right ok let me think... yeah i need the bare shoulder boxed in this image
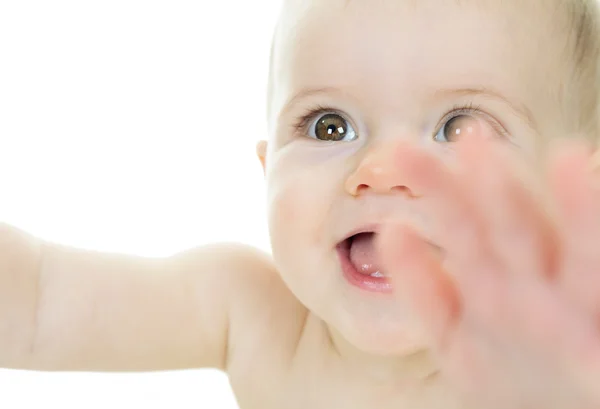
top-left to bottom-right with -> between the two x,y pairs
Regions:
169,241 -> 294,311
198,243 -> 309,370
174,241 -> 310,376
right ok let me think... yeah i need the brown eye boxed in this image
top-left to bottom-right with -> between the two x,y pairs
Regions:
434,114 -> 482,143
310,113 -> 357,142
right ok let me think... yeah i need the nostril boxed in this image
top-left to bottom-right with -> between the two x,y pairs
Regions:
355,184 -> 370,195
353,184 -> 418,197
391,186 -> 409,194
391,185 -> 419,198
353,184 -> 414,196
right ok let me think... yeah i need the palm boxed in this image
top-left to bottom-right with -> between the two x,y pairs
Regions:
377,136 -> 600,409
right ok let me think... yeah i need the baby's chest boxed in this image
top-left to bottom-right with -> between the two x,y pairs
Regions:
229,361 -> 462,409
231,372 -> 389,409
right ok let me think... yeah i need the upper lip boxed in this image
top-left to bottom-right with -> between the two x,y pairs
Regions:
338,222 -> 444,255
338,223 -> 381,244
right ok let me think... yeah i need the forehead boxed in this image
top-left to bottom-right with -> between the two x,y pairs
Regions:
269,0 -> 568,128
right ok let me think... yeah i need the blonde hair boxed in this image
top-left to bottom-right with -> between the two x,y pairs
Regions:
562,0 -> 600,140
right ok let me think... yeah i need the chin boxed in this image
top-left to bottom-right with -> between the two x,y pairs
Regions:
332,306 -> 429,356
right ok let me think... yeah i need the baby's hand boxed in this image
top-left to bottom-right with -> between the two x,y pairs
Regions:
377,132 -> 600,409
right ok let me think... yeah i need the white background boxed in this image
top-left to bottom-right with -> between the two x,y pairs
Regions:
0,1 -> 280,407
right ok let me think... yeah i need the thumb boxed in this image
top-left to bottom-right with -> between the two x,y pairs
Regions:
377,223 -> 460,348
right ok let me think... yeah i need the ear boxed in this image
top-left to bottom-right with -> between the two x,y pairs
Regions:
256,140 -> 268,176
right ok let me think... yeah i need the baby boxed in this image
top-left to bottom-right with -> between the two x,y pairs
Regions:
2,0 -> 600,408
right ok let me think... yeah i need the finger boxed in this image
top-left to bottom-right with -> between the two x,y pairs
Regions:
393,142 -> 490,275
394,131 -> 510,333
377,223 -> 460,349
549,139 -> 600,313
455,132 -> 560,281
544,140 -> 600,400
548,138 -> 595,224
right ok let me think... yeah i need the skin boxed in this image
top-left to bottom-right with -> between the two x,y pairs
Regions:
376,136 -> 600,409
1,0 -> 600,408
261,0 -> 570,374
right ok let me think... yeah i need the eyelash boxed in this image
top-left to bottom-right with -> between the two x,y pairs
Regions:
292,103 -> 509,138
292,104 -> 338,133
438,103 -> 508,138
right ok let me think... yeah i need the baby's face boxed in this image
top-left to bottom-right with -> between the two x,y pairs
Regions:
261,0 -> 572,355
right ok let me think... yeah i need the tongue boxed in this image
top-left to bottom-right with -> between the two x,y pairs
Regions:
349,233 -> 383,276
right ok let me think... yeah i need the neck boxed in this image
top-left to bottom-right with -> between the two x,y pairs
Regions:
324,322 -> 440,387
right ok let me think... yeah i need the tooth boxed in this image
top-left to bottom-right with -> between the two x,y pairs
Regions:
370,271 -> 385,278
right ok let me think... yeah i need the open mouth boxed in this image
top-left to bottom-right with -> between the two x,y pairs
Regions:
336,231 -> 393,293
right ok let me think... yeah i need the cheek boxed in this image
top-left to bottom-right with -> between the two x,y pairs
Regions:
267,169 -> 326,247
265,160 -> 342,260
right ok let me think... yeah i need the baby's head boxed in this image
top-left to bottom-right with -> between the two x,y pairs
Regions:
257,0 -> 600,356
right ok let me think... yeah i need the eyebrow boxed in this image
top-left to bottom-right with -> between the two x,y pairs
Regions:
279,86 -> 341,116
433,87 -> 537,130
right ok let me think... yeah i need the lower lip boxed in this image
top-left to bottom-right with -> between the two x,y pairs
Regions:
336,241 -> 393,294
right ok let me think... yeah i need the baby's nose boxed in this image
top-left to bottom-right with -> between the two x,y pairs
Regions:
345,141 -> 418,197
